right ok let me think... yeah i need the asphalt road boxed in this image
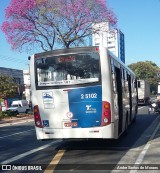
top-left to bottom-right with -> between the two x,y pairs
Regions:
0,106 -> 160,173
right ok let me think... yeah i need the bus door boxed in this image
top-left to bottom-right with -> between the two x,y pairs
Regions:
115,66 -> 123,135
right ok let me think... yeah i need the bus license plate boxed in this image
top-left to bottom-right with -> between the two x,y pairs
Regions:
64,122 -> 78,127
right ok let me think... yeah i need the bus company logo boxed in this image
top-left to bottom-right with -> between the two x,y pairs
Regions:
43,93 -> 53,99
86,105 -> 97,113
66,112 -> 73,119
86,105 -> 91,110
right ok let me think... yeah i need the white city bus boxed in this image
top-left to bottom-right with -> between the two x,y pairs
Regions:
29,46 -> 138,140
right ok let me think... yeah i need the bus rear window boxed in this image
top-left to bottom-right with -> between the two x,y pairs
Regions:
35,52 -> 100,87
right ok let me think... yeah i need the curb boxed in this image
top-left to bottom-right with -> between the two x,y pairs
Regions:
0,115 -> 34,127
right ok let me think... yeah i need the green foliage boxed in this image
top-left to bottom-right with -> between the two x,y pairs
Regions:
0,110 -> 17,120
0,111 -> 8,119
0,74 -> 18,99
128,61 -> 160,93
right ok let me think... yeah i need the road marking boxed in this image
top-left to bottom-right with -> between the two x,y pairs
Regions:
0,140 -> 62,164
138,106 -> 145,110
111,115 -> 160,173
0,129 -> 35,139
129,120 -> 160,173
44,149 -> 65,173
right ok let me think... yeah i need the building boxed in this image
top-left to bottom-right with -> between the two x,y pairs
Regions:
92,22 -> 125,63
92,22 -> 110,48
107,29 -> 125,63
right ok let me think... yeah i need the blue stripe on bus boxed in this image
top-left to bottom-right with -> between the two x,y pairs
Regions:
68,85 -> 102,128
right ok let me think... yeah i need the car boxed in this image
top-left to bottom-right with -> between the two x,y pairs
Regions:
6,100 -> 29,114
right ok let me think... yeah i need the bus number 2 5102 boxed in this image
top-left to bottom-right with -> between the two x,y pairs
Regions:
81,93 -> 97,99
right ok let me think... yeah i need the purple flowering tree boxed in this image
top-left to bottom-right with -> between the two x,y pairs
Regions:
1,0 -> 117,51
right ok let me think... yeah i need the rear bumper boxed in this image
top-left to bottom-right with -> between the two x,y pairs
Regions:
35,123 -> 116,140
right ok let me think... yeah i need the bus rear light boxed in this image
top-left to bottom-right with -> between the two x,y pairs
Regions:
95,47 -> 99,51
104,118 -> 109,123
36,121 -> 41,126
34,105 -> 43,128
101,101 -> 111,126
104,103 -> 109,109
104,111 -> 109,116
35,115 -> 39,119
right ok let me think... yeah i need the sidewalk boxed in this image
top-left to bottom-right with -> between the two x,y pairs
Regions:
0,113 -> 34,127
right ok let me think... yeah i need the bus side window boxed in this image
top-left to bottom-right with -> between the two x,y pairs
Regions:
134,79 -> 138,89
111,63 -> 116,93
123,69 -> 125,80
138,81 -> 141,88
124,70 -> 128,89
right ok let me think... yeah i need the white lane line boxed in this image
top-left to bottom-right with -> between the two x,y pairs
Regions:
111,115 -> 160,173
0,140 -> 62,164
129,120 -> 160,173
138,106 -> 145,110
0,129 -> 35,139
